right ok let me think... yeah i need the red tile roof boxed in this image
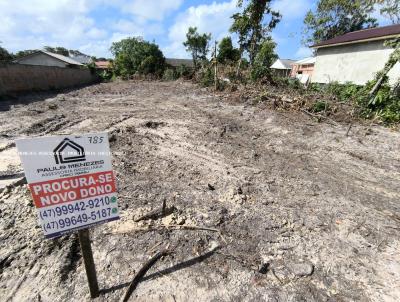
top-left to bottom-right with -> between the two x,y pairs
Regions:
312,24 -> 400,48
95,61 -> 111,69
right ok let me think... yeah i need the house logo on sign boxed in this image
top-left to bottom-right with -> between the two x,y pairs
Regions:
54,138 -> 86,164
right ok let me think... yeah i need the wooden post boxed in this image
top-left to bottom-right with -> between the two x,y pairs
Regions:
214,40 -> 218,92
78,229 -> 100,298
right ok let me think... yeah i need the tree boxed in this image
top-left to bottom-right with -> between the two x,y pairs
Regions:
250,38 -> 278,80
14,49 -> 37,58
44,46 -> 69,56
371,0 -> 400,24
217,37 -> 241,63
0,45 -> 13,62
230,0 -> 281,65
303,0 -> 377,46
68,49 -> 85,57
183,27 -> 211,68
110,37 -> 165,77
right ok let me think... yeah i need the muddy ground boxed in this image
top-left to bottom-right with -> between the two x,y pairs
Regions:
0,80 -> 399,302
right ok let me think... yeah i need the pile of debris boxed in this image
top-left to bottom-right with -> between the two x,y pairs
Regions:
218,82 -> 362,125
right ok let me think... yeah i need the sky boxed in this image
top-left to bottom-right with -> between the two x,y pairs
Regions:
0,0 -> 392,60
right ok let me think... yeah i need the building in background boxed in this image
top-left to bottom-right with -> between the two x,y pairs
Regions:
14,50 -> 83,68
290,57 -> 316,84
311,24 -> 400,85
95,60 -> 112,69
72,54 -> 93,65
270,59 -> 295,77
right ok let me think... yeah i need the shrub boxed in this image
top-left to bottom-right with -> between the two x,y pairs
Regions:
163,69 -> 178,81
250,39 -> 277,81
357,79 -> 400,124
308,82 -> 363,102
198,66 -> 215,87
308,79 -> 399,124
98,69 -> 113,81
176,64 -> 192,78
312,101 -> 329,113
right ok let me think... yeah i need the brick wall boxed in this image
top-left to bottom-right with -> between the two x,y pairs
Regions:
0,64 -> 98,95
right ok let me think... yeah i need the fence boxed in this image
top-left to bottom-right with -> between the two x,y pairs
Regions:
0,63 -> 98,95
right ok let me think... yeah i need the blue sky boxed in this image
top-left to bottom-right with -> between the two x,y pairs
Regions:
0,0 -> 391,60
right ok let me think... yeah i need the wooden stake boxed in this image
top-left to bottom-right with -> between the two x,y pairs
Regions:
78,229 -> 100,298
214,40 -> 218,92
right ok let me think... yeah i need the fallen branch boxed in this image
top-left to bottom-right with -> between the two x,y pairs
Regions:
134,199 -> 172,222
109,224 -> 227,243
346,123 -> 353,136
166,225 -> 227,244
271,268 -> 283,285
121,249 -> 171,302
165,224 -> 220,232
300,109 -> 338,126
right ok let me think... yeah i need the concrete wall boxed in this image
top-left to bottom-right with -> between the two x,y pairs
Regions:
0,64 -> 98,95
312,40 -> 400,85
17,53 -> 68,68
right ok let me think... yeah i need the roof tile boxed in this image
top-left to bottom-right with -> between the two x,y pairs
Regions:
312,24 -> 400,48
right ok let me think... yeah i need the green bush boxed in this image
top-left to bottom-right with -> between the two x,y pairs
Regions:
338,83 -> 362,101
308,79 -> 399,124
163,69 -> 178,81
272,77 -> 303,90
176,64 -> 192,78
251,64 -> 270,81
312,101 -> 329,113
98,69 -> 113,81
311,81 -> 363,102
198,66 -> 214,87
250,39 -> 277,82
357,79 -> 400,124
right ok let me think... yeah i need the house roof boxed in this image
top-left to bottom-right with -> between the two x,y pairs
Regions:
95,61 -> 111,69
166,58 -> 194,68
312,24 -> 400,48
72,54 -> 92,64
294,57 -> 316,65
42,51 -> 83,65
15,50 -> 83,66
270,59 -> 295,70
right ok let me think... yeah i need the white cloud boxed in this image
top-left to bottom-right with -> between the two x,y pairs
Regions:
79,40 -> 111,58
110,32 -> 132,43
165,0 -> 238,58
294,46 -> 312,59
0,0 -> 101,51
272,0 -> 312,20
112,19 -> 164,37
123,0 -> 183,21
0,0 -> 185,58
0,0 -> 319,60
86,28 -> 108,39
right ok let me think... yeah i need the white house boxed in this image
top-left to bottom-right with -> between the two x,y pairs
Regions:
270,59 -> 296,77
311,24 -> 400,85
14,50 -> 83,68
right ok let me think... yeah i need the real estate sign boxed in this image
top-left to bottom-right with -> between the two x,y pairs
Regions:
16,132 -> 119,238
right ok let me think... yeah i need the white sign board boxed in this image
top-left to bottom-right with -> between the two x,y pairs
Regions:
16,132 -> 119,238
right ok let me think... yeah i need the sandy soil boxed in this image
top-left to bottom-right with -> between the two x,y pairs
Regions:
0,80 -> 399,302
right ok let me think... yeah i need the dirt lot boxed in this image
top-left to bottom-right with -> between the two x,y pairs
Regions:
0,80 -> 399,302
